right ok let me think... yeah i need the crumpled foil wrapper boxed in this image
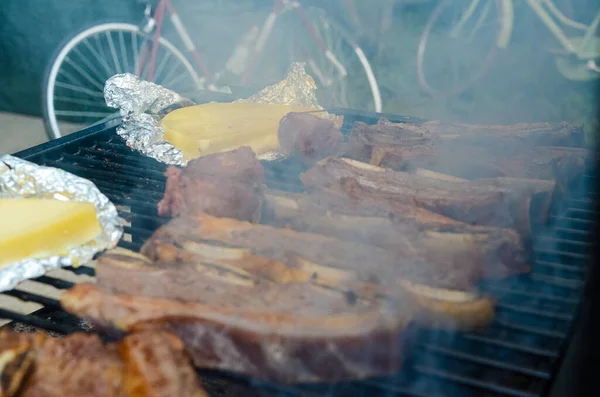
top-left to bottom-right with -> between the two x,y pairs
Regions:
0,155 -> 123,292
104,62 -> 343,165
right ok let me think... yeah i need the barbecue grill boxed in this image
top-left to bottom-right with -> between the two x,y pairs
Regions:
0,109 -> 596,397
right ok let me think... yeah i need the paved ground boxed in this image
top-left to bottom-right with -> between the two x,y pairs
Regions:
0,112 -> 83,154
0,113 -> 50,154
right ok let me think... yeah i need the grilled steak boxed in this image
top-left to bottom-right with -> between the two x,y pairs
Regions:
158,146 -> 265,221
262,190 -> 529,279
0,330 -> 207,397
61,248 -> 494,383
141,213 -> 489,290
278,112 -> 344,166
345,118 -> 589,186
302,157 -> 555,241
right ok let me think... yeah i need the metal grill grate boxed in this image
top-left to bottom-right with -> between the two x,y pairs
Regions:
0,112 -> 595,397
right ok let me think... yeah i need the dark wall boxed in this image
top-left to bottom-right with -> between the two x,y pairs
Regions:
0,0 -> 137,115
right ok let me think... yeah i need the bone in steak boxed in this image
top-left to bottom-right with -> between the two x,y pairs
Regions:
0,330 -> 207,397
345,118 -> 589,186
158,146 -> 265,221
301,157 -> 554,241
61,248 -> 494,383
262,190 -> 529,280
141,212 -> 489,290
62,267 -> 413,383
377,117 -> 584,148
278,112 -> 344,166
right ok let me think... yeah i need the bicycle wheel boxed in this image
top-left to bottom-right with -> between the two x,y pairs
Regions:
417,0 -> 502,98
246,6 -> 382,113
42,22 -> 202,140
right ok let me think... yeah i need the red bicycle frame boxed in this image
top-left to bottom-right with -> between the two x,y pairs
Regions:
135,0 -> 336,87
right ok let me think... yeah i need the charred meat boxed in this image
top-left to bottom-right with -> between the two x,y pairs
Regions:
158,146 -> 265,222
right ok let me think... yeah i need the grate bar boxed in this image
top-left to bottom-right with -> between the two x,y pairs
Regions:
33,276 -> 75,289
497,303 -> 573,320
64,265 -> 95,277
361,379 -> 434,397
65,152 -> 167,180
463,334 -> 558,358
532,274 -> 584,289
95,183 -> 164,203
534,249 -> 590,261
123,225 -> 154,239
117,210 -> 169,226
2,290 -> 62,308
0,308 -> 80,335
419,344 -> 550,379
494,319 -> 567,339
45,160 -> 166,193
482,285 -> 580,305
413,365 -> 539,397
550,216 -> 594,228
118,240 -> 143,252
534,260 -> 586,273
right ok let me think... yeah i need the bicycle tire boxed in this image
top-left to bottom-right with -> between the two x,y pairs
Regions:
42,21 -> 201,140
417,0 -> 502,99
251,6 -> 382,113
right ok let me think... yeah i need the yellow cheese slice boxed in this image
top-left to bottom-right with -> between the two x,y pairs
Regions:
0,199 -> 102,267
161,102 -> 320,160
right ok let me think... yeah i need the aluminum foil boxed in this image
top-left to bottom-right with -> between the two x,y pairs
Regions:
104,62 -> 342,166
0,155 -> 123,292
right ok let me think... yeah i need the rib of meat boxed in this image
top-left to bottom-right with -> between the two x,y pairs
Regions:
378,118 -> 585,147
345,118 -> 589,186
63,283 -> 413,383
407,144 -> 589,190
0,330 -> 207,397
278,112 -> 344,166
157,146 -> 265,221
301,157 -> 555,241
344,120 -> 437,169
61,248 -> 495,383
262,190 -> 529,279
141,213 -> 486,290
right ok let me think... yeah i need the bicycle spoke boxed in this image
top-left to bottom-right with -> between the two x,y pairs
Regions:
57,68 -> 88,89
54,110 -> 115,118
94,35 -> 114,75
153,49 -> 172,83
105,31 -> 122,74
132,32 -> 140,75
72,46 -> 106,84
64,56 -> 104,91
467,1 -> 492,42
161,66 -> 190,90
83,38 -> 114,78
55,81 -> 105,98
160,61 -> 182,88
54,96 -> 107,108
118,30 -> 131,73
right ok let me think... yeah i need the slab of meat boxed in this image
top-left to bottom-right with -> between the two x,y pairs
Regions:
301,157 -> 555,241
0,330 -> 207,397
278,112 -> 344,166
345,118 -> 589,186
262,190 -> 529,280
157,146 -> 265,222
141,213 -> 488,290
61,248 -> 494,383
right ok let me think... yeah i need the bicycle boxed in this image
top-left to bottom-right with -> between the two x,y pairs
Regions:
416,0 -> 600,98
42,0 -> 382,140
